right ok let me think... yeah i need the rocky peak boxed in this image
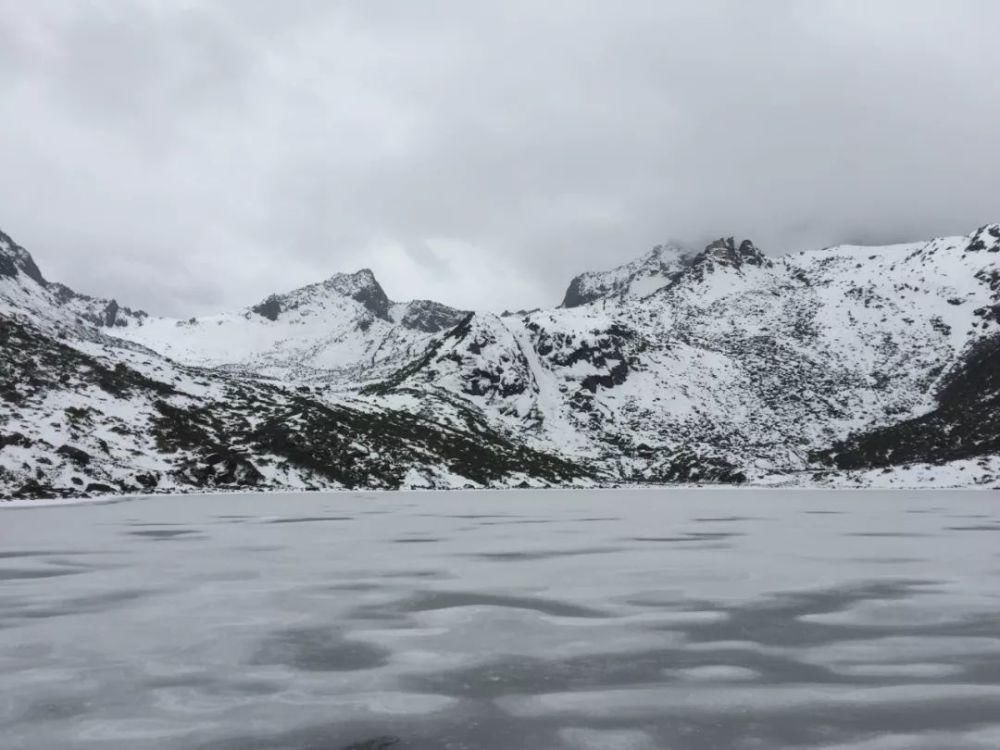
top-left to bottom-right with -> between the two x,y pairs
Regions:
326,269 -> 392,321
251,268 -> 393,323
699,237 -> 766,268
0,228 -> 48,287
661,236 -> 771,287
327,267 -> 379,292
561,242 -> 689,308
559,237 -> 769,309
1,229 -> 147,329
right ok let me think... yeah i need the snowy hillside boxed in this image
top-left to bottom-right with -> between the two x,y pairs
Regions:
0,312 -> 587,499
2,223 -> 1000,499
102,268 -> 468,382
363,229 -> 1000,485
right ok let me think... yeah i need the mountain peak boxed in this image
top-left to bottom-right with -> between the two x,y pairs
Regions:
328,267 -> 378,287
561,242 -> 689,308
0,228 -> 148,330
0,228 -> 48,287
251,267 -> 392,322
326,268 -> 391,321
560,236 -> 771,308
698,236 -> 766,268
9,220 -> 1000,497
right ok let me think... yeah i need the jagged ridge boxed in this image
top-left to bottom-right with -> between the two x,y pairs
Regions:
4,222 -> 1000,498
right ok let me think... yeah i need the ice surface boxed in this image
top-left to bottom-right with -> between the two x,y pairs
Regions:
2,488 -> 1000,749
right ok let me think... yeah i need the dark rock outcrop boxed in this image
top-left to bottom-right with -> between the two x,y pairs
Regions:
0,229 -> 47,286
400,299 -> 468,333
252,295 -> 282,321
102,300 -> 119,327
348,270 -> 392,321
177,451 -> 265,488
57,444 -> 92,466
0,432 -> 32,450
561,274 -> 600,308
12,479 -> 71,499
965,224 -> 1000,254
134,471 -> 160,489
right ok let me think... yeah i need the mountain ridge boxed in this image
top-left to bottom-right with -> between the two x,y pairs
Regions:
3,222 -> 1000,499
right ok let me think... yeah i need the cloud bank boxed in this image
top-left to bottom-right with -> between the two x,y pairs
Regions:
1,1 -> 997,314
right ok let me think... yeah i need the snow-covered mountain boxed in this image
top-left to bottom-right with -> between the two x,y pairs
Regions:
361,229 -> 1000,485
3,222 -> 1000,499
0,228 -> 149,335
560,241 -> 696,307
99,266 -> 468,382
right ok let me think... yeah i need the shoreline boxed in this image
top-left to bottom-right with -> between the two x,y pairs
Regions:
3,482 -> 998,509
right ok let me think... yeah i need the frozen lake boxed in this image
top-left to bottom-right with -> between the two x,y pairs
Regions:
2,489 -> 1000,750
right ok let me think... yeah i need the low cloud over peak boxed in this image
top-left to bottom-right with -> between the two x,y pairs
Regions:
1,0 -> 997,316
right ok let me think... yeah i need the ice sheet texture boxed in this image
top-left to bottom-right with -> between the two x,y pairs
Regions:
2,488 -> 1000,749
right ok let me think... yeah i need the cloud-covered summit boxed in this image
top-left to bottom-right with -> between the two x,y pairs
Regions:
1,1 -> 997,316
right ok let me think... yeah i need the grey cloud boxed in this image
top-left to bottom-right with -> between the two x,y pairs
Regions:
0,0 -> 997,315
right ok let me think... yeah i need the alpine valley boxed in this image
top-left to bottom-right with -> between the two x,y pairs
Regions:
3,223 -> 1000,500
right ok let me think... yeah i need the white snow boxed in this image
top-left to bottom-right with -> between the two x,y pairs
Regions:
4,223 -> 1000,494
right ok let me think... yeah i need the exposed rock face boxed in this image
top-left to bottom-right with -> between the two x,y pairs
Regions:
341,269 -> 392,321
56,444 -> 91,466
0,229 -> 47,286
103,300 -> 119,327
699,237 -> 768,268
966,223 -> 1000,254
252,295 -> 281,321
177,451 -> 265,488
252,269 -> 393,322
400,299 -> 468,333
561,275 -> 600,308
1,232 -> 148,332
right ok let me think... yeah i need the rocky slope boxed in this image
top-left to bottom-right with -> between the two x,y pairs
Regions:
0,228 -> 149,335
363,230 -> 1000,486
2,223 -> 1000,499
0,313 -> 586,499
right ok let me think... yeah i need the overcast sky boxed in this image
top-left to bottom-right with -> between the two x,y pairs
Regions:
1,1 -> 998,316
